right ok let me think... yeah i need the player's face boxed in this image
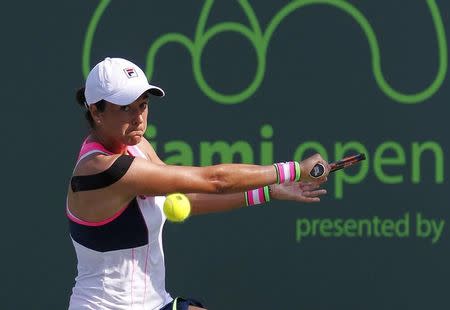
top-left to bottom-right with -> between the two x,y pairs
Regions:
100,92 -> 149,146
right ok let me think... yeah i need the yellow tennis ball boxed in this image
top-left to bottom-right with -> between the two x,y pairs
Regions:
163,193 -> 191,222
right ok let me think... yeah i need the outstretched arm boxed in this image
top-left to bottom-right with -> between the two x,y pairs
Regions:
139,137 -> 329,213
186,181 -> 327,215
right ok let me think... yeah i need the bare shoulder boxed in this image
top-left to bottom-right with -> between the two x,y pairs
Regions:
73,153 -> 123,176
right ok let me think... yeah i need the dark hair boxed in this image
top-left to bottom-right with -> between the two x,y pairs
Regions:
75,87 -> 106,128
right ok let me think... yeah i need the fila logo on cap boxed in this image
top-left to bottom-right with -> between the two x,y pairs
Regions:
124,67 -> 138,78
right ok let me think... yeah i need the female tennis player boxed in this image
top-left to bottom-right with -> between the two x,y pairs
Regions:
67,57 -> 330,310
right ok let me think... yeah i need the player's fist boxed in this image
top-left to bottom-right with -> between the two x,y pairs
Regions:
299,153 -> 330,183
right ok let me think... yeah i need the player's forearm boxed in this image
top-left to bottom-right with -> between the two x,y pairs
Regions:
186,192 -> 245,215
202,164 -> 277,193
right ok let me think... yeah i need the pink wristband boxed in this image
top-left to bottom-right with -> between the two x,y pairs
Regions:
244,186 -> 271,206
273,161 -> 301,183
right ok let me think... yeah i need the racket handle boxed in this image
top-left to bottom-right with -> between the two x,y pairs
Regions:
309,163 -> 326,178
310,153 -> 366,178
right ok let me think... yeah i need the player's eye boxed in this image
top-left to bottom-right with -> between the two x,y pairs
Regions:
120,105 -> 130,112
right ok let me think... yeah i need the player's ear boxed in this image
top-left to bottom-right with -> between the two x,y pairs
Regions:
89,104 -> 102,124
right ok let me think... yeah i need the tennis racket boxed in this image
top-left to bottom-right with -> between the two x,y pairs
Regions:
309,153 -> 366,178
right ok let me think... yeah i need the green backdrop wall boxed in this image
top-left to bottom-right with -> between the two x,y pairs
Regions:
2,1 -> 449,309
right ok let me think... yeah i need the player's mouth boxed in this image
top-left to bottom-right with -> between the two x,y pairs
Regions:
129,129 -> 144,135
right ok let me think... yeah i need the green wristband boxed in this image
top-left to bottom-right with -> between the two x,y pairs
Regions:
273,164 -> 280,184
294,161 -> 301,181
244,191 -> 249,207
263,185 -> 271,203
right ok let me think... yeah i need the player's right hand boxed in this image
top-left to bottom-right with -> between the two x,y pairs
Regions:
299,153 -> 330,183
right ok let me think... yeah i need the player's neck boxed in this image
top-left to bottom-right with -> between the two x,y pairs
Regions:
89,131 -> 128,155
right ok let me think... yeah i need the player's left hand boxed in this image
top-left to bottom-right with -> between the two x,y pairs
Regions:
270,181 -> 327,203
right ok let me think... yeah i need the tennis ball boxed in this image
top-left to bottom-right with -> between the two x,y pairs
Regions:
163,193 -> 191,222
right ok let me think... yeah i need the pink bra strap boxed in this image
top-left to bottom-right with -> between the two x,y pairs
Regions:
79,140 -> 113,158
127,145 -> 148,159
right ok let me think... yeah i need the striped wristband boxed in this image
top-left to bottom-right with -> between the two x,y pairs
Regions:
273,161 -> 301,183
244,186 -> 271,206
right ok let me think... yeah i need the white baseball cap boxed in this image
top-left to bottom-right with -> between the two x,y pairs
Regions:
85,57 -> 164,106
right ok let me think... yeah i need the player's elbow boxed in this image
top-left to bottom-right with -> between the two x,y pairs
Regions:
207,165 -> 233,194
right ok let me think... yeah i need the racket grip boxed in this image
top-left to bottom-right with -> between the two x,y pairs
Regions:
330,164 -> 345,172
309,163 -> 326,178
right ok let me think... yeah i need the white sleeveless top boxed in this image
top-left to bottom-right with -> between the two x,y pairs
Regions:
67,140 -> 172,309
